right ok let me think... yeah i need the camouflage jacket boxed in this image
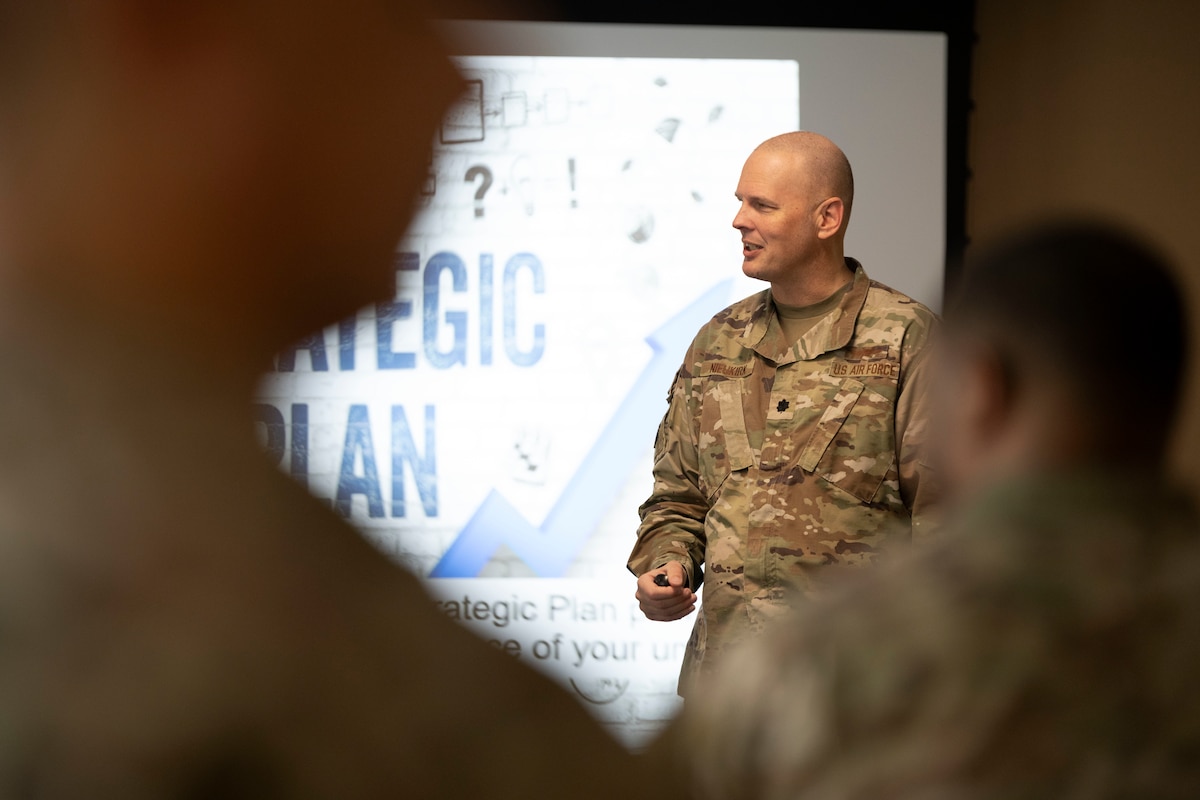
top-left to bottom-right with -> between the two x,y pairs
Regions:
627,261 -> 938,693
663,472 -> 1200,799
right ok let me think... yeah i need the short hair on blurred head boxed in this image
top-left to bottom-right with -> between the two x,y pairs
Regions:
947,220 -> 1189,465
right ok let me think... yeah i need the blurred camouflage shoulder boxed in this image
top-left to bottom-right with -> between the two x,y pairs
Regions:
660,471 -> 1200,799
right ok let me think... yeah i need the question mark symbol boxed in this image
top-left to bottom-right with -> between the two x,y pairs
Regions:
465,165 -> 493,219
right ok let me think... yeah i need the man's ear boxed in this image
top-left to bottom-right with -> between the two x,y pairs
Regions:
815,197 -> 845,240
963,344 -> 1017,445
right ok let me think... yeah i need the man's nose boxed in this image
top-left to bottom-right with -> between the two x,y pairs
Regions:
732,206 -> 749,231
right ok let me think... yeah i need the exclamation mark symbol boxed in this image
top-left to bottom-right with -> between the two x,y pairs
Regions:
568,157 -> 578,208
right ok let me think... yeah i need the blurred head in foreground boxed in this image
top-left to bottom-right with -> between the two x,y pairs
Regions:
0,3 -> 654,798
660,221 -> 1200,800
0,0 -> 461,374
933,221 -> 1188,502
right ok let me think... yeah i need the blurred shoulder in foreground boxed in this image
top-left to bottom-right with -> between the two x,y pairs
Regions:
666,474 -> 1200,799
0,1 -> 650,796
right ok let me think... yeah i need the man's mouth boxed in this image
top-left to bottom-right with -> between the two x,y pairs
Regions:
743,242 -> 764,254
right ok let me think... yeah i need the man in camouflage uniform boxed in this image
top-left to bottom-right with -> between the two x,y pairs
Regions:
628,132 -> 938,694
659,223 -> 1200,798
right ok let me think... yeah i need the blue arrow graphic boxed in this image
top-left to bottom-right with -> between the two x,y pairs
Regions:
430,279 -> 734,578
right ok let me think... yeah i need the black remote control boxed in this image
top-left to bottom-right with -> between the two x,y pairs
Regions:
653,573 -> 670,587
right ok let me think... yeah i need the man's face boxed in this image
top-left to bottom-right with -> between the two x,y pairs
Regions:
732,148 -> 821,286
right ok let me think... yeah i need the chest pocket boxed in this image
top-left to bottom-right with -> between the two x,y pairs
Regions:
696,376 -> 756,501
796,377 -> 896,503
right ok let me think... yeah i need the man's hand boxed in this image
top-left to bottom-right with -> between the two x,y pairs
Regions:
635,561 -> 696,621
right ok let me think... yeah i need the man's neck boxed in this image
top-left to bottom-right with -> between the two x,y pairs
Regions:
769,254 -> 854,306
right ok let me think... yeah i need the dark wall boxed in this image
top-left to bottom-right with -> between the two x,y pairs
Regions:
969,0 -> 1200,483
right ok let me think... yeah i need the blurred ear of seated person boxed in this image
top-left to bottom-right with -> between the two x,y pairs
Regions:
0,2 -> 651,797
655,221 -> 1200,799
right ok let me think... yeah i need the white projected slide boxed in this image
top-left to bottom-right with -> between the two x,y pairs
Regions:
256,23 -> 947,747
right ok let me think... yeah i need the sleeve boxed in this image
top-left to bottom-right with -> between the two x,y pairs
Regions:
894,310 -> 941,543
627,365 -> 709,590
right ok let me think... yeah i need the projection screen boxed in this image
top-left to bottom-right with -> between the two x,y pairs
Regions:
255,20 -> 948,748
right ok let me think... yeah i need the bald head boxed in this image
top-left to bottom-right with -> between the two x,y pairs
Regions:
755,131 -> 855,226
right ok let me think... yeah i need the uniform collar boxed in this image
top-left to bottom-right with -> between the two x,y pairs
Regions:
744,258 -> 870,364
